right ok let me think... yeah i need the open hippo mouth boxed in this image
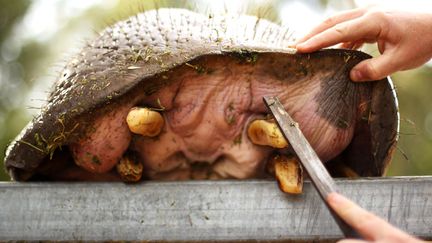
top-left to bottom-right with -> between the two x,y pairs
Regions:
3,9 -> 398,190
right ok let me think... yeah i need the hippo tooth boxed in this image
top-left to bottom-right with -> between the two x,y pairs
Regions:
247,119 -> 288,148
126,107 -> 164,137
116,155 -> 143,182
270,154 -> 303,194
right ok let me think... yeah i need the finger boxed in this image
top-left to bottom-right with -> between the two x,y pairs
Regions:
296,16 -> 381,52
327,192 -> 400,240
337,240 -> 367,243
340,42 -> 355,49
340,41 -> 364,50
296,7 -> 366,44
350,50 -> 401,81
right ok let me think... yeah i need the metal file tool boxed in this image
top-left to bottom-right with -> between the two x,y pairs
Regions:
263,96 -> 361,239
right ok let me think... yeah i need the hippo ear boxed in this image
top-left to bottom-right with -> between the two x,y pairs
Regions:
328,78 -> 399,177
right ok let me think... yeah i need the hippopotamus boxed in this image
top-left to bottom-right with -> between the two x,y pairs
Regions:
3,9 -> 398,192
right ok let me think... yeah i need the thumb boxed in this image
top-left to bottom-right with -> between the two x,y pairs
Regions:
350,51 -> 400,82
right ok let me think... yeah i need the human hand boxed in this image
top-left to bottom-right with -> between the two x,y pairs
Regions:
327,192 -> 424,243
295,6 -> 432,81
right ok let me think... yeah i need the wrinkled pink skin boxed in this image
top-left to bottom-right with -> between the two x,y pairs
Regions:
70,105 -> 131,174
70,57 -> 355,180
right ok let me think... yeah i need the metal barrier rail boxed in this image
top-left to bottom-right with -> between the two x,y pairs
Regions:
1,177 -> 431,242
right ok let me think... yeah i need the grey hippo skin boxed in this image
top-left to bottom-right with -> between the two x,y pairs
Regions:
3,8 -> 398,181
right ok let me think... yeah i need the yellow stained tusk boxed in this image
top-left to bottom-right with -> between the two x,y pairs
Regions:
247,119 -> 288,148
271,154 -> 303,194
116,155 -> 143,182
126,107 -> 164,137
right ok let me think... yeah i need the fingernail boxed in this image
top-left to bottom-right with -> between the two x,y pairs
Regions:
350,69 -> 364,81
295,42 -> 309,51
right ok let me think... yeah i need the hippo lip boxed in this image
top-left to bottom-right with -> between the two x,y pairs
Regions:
3,8 -> 399,181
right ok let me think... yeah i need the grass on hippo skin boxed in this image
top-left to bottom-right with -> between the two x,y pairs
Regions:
230,50 -> 259,64
226,114 -> 236,125
149,98 -> 166,111
226,102 -> 237,125
18,117 -> 80,160
233,134 -> 242,145
185,62 -> 209,74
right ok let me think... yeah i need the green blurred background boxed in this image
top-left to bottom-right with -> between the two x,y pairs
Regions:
0,0 -> 431,180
